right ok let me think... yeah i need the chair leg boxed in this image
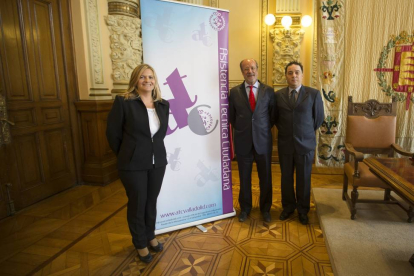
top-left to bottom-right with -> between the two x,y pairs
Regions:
350,186 -> 359,220
342,173 -> 348,201
384,188 -> 391,201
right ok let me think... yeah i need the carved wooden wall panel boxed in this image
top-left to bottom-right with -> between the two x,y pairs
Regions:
44,129 -> 71,177
41,107 -> 62,124
75,101 -> 118,185
1,1 -> 31,101
13,134 -> 44,191
8,109 -> 37,128
0,0 -> 78,216
33,1 -> 60,99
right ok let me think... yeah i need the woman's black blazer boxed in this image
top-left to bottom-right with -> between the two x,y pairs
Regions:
106,95 -> 170,171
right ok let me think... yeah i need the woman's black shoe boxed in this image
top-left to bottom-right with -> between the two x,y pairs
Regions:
137,251 -> 153,263
149,242 -> 163,252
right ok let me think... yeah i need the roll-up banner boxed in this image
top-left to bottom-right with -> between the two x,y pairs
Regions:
140,0 -> 234,234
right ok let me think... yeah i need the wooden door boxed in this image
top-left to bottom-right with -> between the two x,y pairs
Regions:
0,0 -> 77,218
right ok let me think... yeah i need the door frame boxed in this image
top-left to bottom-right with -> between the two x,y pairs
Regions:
59,0 -> 82,184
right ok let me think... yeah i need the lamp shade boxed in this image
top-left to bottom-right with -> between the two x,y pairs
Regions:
264,14 -> 276,26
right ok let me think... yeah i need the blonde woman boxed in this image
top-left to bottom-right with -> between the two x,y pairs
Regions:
107,64 -> 169,263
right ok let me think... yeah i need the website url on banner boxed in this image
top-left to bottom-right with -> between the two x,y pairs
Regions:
160,203 -> 217,218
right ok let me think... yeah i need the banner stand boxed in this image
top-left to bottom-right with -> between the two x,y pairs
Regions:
155,208 -> 235,235
141,0 -> 233,234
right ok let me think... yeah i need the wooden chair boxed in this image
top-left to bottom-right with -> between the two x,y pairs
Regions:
343,96 -> 413,220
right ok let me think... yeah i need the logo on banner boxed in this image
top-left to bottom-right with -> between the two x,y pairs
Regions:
164,68 -> 218,135
168,148 -> 181,171
192,22 -> 212,46
195,160 -> 219,187
374,31 -> 414,110
143,9 -> 174,43
209,11 -> 226,31
188,105 -> 218,135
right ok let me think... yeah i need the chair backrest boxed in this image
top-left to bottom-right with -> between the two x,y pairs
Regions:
346,96 -> 396,155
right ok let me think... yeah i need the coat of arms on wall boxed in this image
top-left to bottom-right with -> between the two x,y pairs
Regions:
374,31 -> 414,110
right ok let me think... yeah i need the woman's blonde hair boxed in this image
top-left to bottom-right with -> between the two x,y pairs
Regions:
124,64 -> 162,101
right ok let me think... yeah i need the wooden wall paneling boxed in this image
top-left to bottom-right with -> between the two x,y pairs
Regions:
75,101 -> 118,185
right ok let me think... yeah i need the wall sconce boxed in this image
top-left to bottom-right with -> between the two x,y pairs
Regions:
264,14 -> 276,25
265,14 -> 312,87
281,15 -> 292,29
301,15 -> 312,27
265,14 -> 312,28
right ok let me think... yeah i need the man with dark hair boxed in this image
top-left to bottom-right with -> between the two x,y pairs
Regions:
229,58 -> 275,223
274,61 -> 324,225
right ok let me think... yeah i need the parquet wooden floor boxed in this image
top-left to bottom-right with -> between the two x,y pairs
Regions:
0,164 -> 342,276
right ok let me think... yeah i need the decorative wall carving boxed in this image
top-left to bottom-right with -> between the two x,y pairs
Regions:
261,0 -> 268,83
108,1 -> 140,17
311,2 -> 318,88
86,0 -> 104,85
276,0 -> 300,13
269,28 -> 304,86
105,15 -> 142,86
105,1 -> 142,96
210,0 -> 218,7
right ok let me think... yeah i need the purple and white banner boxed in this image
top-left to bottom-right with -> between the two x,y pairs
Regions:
140,0 -> 233,233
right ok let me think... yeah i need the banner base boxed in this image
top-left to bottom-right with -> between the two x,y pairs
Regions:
155,209 -> 236,235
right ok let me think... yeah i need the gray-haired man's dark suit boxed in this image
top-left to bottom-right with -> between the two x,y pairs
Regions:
229,81 -> 274,214
274,86 -> 324,214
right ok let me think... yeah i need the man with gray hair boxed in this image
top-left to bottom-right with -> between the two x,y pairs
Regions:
229,58 -> 275,223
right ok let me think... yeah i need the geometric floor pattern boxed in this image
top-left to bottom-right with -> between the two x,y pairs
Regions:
117,166 -> 339,276
0,164 -> 341,275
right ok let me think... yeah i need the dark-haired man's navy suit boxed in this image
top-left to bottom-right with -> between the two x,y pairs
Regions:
274,86 -> 324,214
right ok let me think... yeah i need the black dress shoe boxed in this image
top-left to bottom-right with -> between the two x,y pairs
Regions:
137,251 -> 153,263
149,242 -> 163,252
262,212 -> 271,222
238,211 -> 248,222
279,210 -> 294,221
299,213 -> 309,225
